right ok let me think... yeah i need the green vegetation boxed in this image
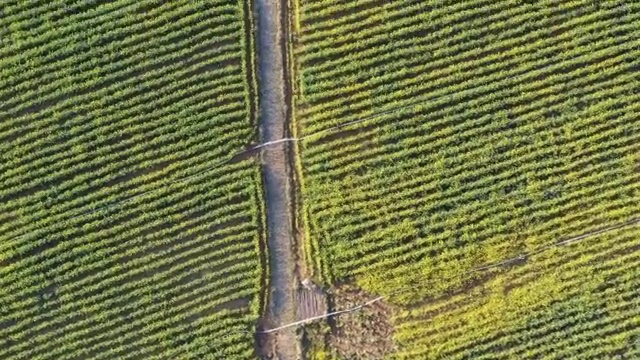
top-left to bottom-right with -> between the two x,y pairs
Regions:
2,0 -> 639,358
393,225 -> 640,359
294,0 -> 640,357
0,1 -> 262,359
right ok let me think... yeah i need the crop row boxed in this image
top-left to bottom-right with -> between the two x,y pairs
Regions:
296,0 -> 639,279
299,8 -> 639,132
393,226 -> 640,359
294,1 -> 639,357
1,1 -> 261,359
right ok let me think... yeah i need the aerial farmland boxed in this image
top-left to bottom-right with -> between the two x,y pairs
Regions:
1,0 -> 638,359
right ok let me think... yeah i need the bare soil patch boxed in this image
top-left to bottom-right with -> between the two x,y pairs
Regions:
326,283 -> 396,360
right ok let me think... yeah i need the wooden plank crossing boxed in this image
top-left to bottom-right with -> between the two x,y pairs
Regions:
296,280 -> 327,320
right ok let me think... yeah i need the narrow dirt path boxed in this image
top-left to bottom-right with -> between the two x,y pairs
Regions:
255,0 -> 299,358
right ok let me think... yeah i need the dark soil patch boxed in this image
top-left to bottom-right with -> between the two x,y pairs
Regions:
103,160 -> 172,189
209,297 -> 252,316
227,145 -> 261,164
313,122 -> 376,145
327,283 -> 396,360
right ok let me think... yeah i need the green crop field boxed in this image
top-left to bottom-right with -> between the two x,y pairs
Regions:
293,0 -> 640,357
0,1 -> 263,359
2,0 -> 640,358
393,225 -> 640,359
